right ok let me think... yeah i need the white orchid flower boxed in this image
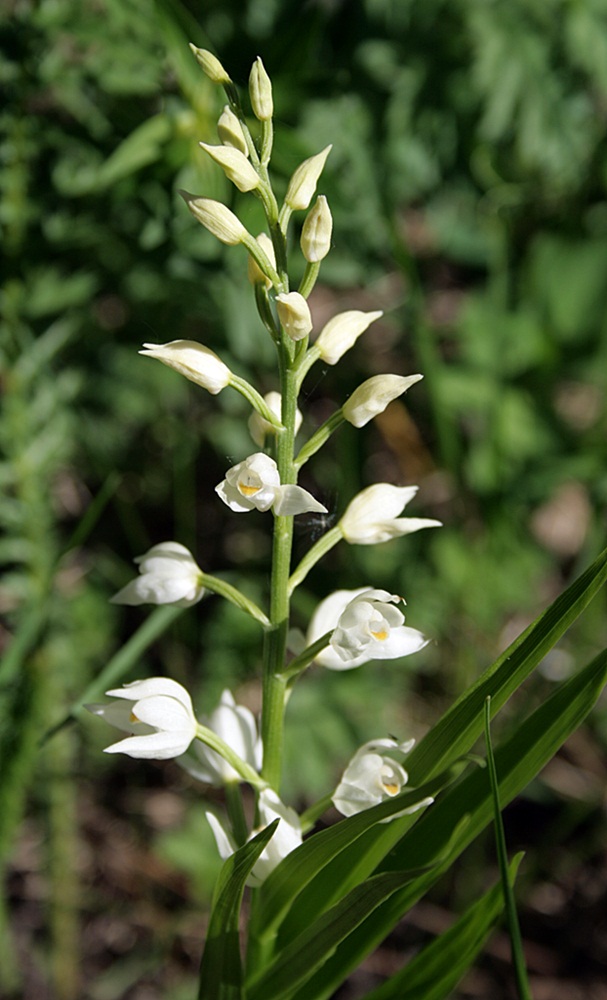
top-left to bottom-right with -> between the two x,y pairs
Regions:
198,143 -> 261,193
139,341 -> 232,395
206,789 -> 302,886
90,678 -> 198,760
307,588 -> 427,670
216,452 -> 327,516
285,145 -> 332,211
315,309 -> 383,365
339,484 -> 442,545
248,392 -> 302,447
342,374 -> 423,428
111,542 -> 205,608
182,690 -> 261,785
275,291 -> 313,341
333,738 -> 433,820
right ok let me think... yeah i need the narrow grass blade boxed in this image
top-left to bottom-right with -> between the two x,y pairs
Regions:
484,698 -> 531,1000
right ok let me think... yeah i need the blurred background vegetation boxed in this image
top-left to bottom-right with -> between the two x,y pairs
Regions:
2,0 -> 607,997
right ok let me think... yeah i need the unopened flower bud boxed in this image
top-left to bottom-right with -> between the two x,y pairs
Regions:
301,195 -> 333,262
217,106 -> 248,156
199,143 -> 260,193
140,340 -> 232,394
342,374 -> 423,427
247,233 -> 276,288
275,291 -> 313,341
249,56 -> 273,121
189,45 -> 231,85
315,309 -> 383,365
180,191 -> 248,245
285,145 -> 332,211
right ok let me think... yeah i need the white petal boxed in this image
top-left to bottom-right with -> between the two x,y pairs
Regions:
105,677 -> 194,711
206,811 -> 236,862
272,485 -> 328,516
215,478 -> 256,512
104,731 -> 193,759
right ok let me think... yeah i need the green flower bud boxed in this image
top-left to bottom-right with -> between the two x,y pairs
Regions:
199,143 -> 260,193
217,106 -> 248,156
301,195 -> 333,262
285,146 -> 332,211
249,56 -> 273,121
180,191 -> 248,245
189,45 -> 231,85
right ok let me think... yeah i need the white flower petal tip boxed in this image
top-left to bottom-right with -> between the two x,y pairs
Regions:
216,453 -> 325,516
206,789 -> 302,886
342,374 -> 423,428
181,689 -> 261,785
179,191 -> 248,245
98,678 -> 198,760
139,340 -> 231,394
332,737 -> 427,819
339,483 -> 442,545
307,588 -> 427,670
111,542 -> 205,608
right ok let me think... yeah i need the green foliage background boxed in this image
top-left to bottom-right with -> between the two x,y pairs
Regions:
2,0 -> 607,997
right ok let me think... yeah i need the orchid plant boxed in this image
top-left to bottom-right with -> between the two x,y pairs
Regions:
87,46 -> 607,1000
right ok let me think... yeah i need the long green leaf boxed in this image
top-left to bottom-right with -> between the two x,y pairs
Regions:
249,766 -> 461,946
362,855 -> 523,1000
247,867 -> 433,1000
406,542 -> 607,784
198,820 -> 279,1000
285,648 -> 607,1000
272,548 -> 607,949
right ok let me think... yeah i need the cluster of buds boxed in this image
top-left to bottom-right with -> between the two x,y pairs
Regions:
91,48 -> 441,885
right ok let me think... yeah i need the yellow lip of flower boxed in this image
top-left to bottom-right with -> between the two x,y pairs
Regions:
382,781 -> 400,796
370,627 -> 389,641
239,482 -> 261,497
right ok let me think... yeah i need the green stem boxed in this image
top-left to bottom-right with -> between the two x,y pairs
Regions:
195,725 -> 267,790
280,630 -> 333,679
229,373 -> 284,428
288,525 -> 342,595
298,261 -> 320,299
199,573 -> 270,627
300,793 -> 334,833
294,409 -> 345,469
225,781 -> 249,847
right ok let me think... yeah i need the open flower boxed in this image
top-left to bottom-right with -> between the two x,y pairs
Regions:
248,391 -> 302,447
342,374 -> 423,428
111,542 -> 205,607
333,738 -> 425,818
339,484 -> 441,545
307,588 -> 427,670
89,678 -> 198,760
140,341 -> 232,394
206,789 -> 302,886
216,452 -> 327,516
182,690 -> 261,785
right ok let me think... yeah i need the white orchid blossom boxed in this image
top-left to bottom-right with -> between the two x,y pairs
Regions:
206,789 -> 302,886
315,310 -> 383,365
275,291 -> 313,341
199,143 -> 261,193
111,542 -> 205,607
339,484 -> 442,545
140,340 -> 232,394
333,737 -> 434,820
285,145 -> 332,211
182,690 -> 261,785
342,374 -> 423,428
90,678 -> 198,760
216,452 -> 327,516
248,391 -> 302,447
307,588 -> 427,670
